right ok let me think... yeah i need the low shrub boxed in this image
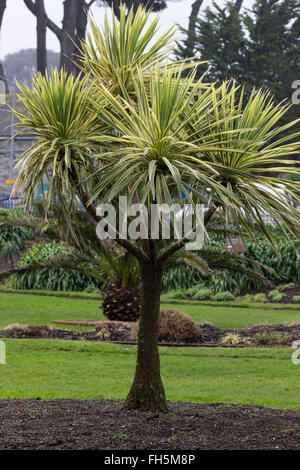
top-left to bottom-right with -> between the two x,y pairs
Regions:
186,284 -> 203,297
272,293 -> 286,302
252,331 -> 291,346
94,321 -> 131,341
213,291 -> 235,302
193,288 -> 213,300
7,242 -> 101,292
241,294 -> 253,302
220,333 -> 244,345
278,283 -> 295,292
253,293 -> 268,303
268,289 -> 280,299
292,295 -> 300,303
166,289 -> 185,299
2,324 -> 53,337
131,308 -> 198,344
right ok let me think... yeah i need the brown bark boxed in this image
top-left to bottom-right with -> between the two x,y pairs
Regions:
123,260 -> 167,411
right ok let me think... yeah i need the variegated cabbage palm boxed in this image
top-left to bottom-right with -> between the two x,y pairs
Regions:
12,6 -> 300,412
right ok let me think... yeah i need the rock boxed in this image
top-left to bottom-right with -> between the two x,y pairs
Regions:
291,340 -> 300,349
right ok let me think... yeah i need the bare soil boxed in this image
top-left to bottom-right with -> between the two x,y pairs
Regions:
0,399 -> 299,450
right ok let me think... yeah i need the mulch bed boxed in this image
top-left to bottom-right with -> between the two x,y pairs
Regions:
1,321 -> 300,347
0,399 -> 299,450
260,284 -> 300,304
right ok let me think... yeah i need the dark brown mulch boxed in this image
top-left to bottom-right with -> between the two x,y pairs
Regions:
261,284 -> 300,304
0,399 -> 299,450
1,321 -> 300,346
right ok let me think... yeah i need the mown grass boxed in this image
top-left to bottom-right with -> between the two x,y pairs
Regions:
0,293 -> 102,331
0,339 -> 299,409
0,293 -> 300,330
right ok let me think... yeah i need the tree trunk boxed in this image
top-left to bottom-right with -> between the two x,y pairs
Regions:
235,0 -> 243,12
36,0 -> 47,74
184,0 -> 204,57
60,0 -> 77,73
0,0 -> 6,29
74,0 -> 88,75
123,261 -> 167,411
0,1 -> 9,93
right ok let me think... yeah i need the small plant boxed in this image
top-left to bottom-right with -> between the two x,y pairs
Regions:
241,294 -> 253,302
292,296 -> 300,303
166,289 -> 185,299
252,331 -> 290,346
96,327 -> 110,340
0,242 -> 20,266
253,293 -> 268,303
131,308 -> 198,344
278,283 -> 295,292
194,288 -> 213,300
272,293 -> 286,302
213,291 -> 235,301
84,285 -> 100,294
220,333 -> 244,345
186,284 -> 203,297
268,289 -> 280,299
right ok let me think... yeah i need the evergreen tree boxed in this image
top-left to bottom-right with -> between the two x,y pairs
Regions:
176,0 -> 300,165
176,1 -> 246,82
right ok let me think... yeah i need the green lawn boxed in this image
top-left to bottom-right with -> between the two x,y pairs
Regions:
0,339 -> 299,409
0,292 -> 299,330
0,293 -> 103,330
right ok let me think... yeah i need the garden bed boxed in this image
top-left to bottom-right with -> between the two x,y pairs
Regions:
0,399 -> 299,450
1,320 -> 300,347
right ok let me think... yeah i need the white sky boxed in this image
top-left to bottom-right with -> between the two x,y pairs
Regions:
0,0 -> 255,60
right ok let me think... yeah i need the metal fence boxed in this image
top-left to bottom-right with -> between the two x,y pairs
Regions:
0,196 -> 23,209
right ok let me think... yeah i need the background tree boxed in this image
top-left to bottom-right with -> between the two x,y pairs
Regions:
176,0 -> 300,166
23,0 -> 97,74
99,0 -> 167,20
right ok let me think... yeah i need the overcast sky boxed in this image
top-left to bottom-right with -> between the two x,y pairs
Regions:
0,0 -> 255,60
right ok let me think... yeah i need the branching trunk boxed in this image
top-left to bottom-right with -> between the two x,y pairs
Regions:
123,261 -> 167,411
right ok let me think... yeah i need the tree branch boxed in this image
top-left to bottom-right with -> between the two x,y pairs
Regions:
70,166 -> 149,263
156,201 -> 220,266
23,0 -> 62,39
